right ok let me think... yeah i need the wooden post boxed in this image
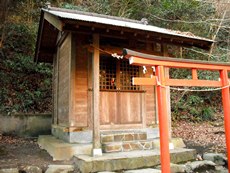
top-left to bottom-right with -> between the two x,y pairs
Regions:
69,33 -> 76,126
92,34 -> 102,156
156,65 -> 171,173
220,69 -> 230,171
53,48 -> 59,125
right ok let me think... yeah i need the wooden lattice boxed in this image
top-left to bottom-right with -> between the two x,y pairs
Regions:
100,57 -> 117,90
120,60 -> 140,90
100,57 -> 140,91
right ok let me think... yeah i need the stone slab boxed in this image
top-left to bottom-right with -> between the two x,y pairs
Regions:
152,138 -> 186,149
23,166 -> 42,173
38,135 -> 92,160
146,128 -> 159,139
185,160 -> 216,172
203,153 -> 226,165
74,148 -> 196,172
45,165 -> 74,173
0,169 -> 18,173
124,168 -> 161,173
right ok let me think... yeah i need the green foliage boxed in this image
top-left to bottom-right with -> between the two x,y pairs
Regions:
201,107 -> 215,121
0,0 -> 229,120
0,21 -> 52,114
171,92 -> 216,122
147,0 -> 216,38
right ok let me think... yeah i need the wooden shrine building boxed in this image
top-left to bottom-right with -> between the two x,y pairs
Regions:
35,6 -> 213,156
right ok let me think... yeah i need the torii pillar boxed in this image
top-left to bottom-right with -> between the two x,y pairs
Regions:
123,48 -> 230,173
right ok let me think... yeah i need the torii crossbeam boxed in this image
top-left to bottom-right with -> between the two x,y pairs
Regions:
123,49 -> 230,173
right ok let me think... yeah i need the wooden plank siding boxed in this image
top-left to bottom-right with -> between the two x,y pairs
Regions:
118,92 -> 142,124
54,34 -> 160,129
100,91 -> 117,125
57,34 -> 71,125
73,34 -> 88,127
69,33 -> 77,126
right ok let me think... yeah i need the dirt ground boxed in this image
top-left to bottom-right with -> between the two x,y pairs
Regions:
0,135 -> 73,171
0,121 -> 227,170
172,121 -> 226,154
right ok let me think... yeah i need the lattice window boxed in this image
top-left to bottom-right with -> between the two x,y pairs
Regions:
100,57 -> 117,90
120,60 -> 140,90
100,57 -> 140,91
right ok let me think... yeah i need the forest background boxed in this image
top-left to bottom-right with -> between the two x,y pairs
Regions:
0,0 -> 230,122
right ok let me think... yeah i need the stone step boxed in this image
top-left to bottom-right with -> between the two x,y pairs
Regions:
38,135 -> 92,160
102,140 -> 153,153
101,132 -> 147,144
102,137 -> 186,153
74,148 -> 196,172
45,165 -> 74,173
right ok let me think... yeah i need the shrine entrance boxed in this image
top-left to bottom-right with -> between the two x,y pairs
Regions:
99,57 -> 144,129
123,48 -> 230,173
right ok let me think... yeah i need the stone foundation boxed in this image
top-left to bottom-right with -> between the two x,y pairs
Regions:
52,124 -> 159,144
51,125 -> 92,144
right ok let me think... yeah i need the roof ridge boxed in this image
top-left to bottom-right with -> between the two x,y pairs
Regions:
44,6 -> 143,24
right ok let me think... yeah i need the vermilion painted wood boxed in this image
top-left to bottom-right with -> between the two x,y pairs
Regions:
133,77 -> 222,87
129,56 -> 230,71
192,69 -> 198,80
125,49 -> 230,173
166,79 -> 222,87
220,69 -> 230,172
155,66 -> 171,173
132,77 -> 157,86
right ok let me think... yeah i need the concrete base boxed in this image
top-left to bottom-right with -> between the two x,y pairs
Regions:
38,135 -> 92,160
74,148 -> 196,172
51,125 -> 92,144
92,148 -> 103,157
51,124 -> 159,143
0,113 -> 51,137
38,134 -> 186,161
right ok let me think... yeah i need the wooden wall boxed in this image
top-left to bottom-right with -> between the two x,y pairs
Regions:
53,33 -> 89,128
53,33 -> 167,129
53,48 -> 58,125
56,34 -> 71,126
72,34 -> 88,127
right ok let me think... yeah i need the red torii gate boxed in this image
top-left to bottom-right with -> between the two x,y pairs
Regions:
123,49 -> 230,173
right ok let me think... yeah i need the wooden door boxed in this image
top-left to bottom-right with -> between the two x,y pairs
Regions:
100,91 -> 143,129
118,92 -> 142,124
99,56 -> 144,129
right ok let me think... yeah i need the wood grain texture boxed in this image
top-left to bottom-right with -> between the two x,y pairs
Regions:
100,91 -> 117,125
73,34 -> 88,127
57,33 -> 71,125
92,34 -> 101,149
